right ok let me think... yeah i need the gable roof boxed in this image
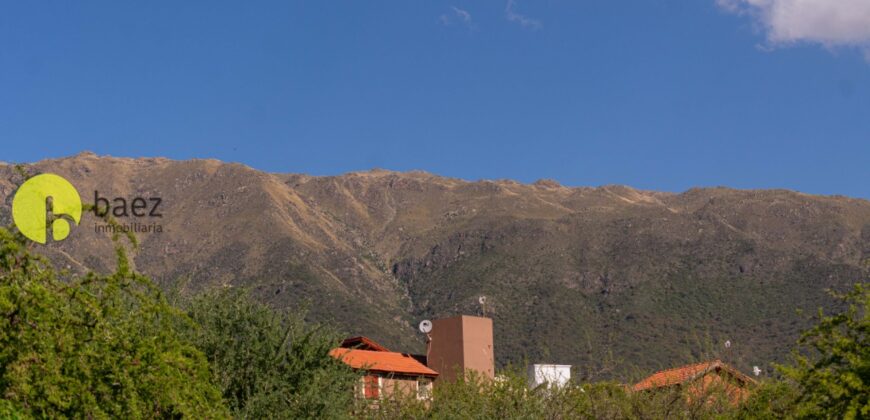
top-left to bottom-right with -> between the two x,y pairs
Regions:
340,336 -> 391,352
330,348 -> 439,377
633,360 -> 755,392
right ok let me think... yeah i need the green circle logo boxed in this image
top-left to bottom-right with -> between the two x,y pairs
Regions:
12,173 -> 82,244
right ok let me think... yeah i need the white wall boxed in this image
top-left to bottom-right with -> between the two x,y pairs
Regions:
527,364 -> 571,389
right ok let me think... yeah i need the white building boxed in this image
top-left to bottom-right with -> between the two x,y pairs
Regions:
527,364 -> 572,389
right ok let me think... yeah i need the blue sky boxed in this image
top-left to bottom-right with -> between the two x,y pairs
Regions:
1,1 -> 868,198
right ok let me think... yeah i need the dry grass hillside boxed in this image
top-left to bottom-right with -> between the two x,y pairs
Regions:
2,152 -> 868,379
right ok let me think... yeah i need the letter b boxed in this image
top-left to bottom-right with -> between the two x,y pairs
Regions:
94,190 -> 110,217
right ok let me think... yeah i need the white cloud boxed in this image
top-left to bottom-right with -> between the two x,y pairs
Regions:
505,0 -> 541,30
440,6 -> 473,28
452,6 -> 472,25
718,0 -> 870,59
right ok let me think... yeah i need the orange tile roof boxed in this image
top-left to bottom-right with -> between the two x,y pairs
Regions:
633,360 -> 755,392
330,348 -> 439,377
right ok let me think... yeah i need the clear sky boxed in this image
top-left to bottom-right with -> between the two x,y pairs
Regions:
2,1 -> 869,198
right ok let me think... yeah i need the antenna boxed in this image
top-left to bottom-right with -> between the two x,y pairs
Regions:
419,320 -> 433,366
418,320 -> 432,334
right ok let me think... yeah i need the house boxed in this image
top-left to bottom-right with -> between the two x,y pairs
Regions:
330,336 -> 437,401
633,360 -> 756,405
331,313 -> 495,403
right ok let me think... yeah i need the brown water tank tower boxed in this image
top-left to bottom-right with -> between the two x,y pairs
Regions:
428,315 -> 494,383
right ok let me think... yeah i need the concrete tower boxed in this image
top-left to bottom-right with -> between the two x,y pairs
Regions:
428,315 -> 494,383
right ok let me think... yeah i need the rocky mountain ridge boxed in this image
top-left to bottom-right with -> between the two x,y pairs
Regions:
2,153 -> 868,379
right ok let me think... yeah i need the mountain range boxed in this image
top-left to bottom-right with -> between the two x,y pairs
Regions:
2,152 -> 868,380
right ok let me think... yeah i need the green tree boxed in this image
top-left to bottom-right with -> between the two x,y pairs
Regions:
779,282 -> 869,419
731,380 -> 799,420
361,368 -> 743,420
184,288 -> 358,419
0,228 -> 228,418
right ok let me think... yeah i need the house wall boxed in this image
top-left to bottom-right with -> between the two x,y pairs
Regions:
357,374 -> 434,401
381,376 -> 418,398
527,364 -> 571,388
429,316 -> 466,383
429,315 -> 494,384
461,316 -> 495,379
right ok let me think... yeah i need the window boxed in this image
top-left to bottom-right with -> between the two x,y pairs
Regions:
417,378 -> 433,400
363,375 -> 380,399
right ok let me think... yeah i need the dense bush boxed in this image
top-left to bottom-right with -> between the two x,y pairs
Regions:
731,380 -> 799,419
779,283 -> 869,419
0,227 -> 227,418
184,288 -> 358,419
0,223 -> 359,419
360,369 -> 748,420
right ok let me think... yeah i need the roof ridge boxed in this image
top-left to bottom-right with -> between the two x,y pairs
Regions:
340,336 -> 391,352
647,360 -> 717,376
335,348 -> 413,356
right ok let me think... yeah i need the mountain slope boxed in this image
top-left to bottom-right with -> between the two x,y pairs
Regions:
2,153 -> 868,379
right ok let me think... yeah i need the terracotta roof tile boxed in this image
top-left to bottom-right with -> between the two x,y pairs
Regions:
330,348 -> 439,377
633,360 -> 754,391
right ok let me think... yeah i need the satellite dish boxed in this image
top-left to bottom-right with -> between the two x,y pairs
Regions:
753,366 -> 761,376
479,296 -> 487,305
419,320 -> 432,334
724,340 -> 731,349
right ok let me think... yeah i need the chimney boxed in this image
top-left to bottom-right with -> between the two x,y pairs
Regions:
427,315 -> 494,383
